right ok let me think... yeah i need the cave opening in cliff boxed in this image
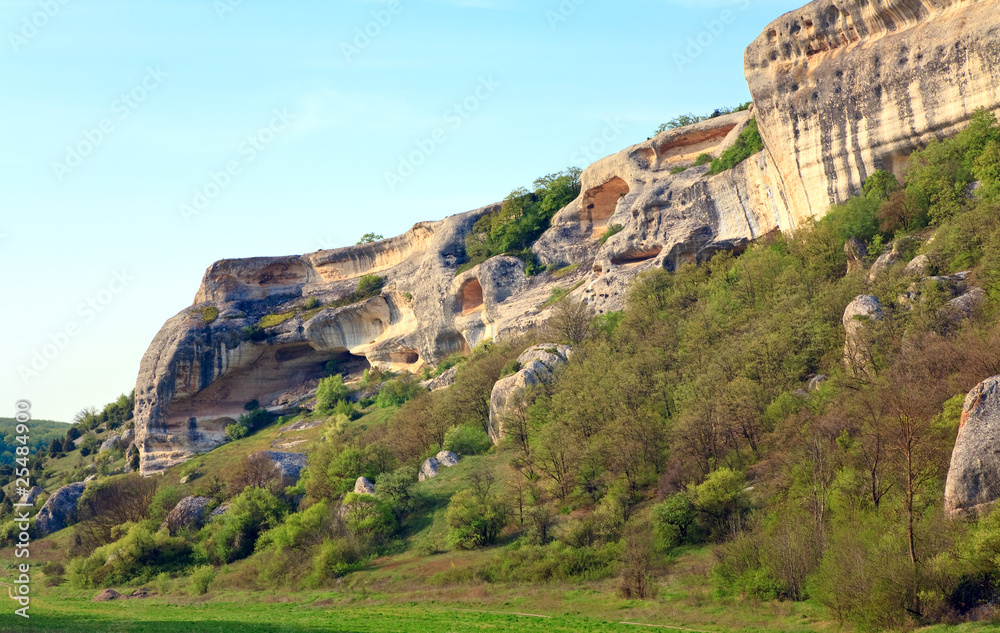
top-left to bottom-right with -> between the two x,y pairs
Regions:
435,331 -> 472,357
583,177 -> 630,227
459,278 -> 484,313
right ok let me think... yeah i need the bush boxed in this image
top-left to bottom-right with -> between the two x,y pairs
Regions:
651,494 -> 696,551
341,493 -> 398,545
710,119 -> 764,174
75,474 -> 159,553
316,375 -> 350,412
354,274 -> 385,299
197,487 -> 286,564
373,467 -> 418,518
447,471 -> 508,549
199,306 -> 219,324
189,565 -> 215,595
443,423 -> 491,455
694,152 -> 712,167
225,422 -> 249,441
375,377 -> 421,408
69,523 -> 191,589
303,296 -> 321,310
241,325 -> 267,342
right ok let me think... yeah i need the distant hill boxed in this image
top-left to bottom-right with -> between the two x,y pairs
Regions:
0,418 -> 70,465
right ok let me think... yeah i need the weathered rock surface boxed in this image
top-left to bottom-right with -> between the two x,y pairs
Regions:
904,254 -> 930,277
946,376 -> 1000,517
420,366 -> 459,392
843,295 -> 884,374
35,482 -> 86,537
133,0 -> 1000,474
436,450 -> 459,467
418,457 -> 439,482
250,451 -> 307,485
162,496 -> 212,535
18,485 -> 43,506
746,0 -> 1000,221
354,477 -> 375,495
489,344 -> 573,443
100,434 -> 121,453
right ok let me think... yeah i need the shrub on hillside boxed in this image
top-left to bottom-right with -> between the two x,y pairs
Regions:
197,487 -> 286,565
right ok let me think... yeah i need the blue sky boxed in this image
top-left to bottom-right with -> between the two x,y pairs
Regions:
1,0 -> 802,423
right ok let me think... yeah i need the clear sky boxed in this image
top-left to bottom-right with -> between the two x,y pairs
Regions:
1,0 -> 802,423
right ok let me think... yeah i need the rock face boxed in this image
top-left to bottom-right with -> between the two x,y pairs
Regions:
133,0 -> 1000,474
354,477 -> 375,495
845,237 -> 868,274
843,295 -> 884,374
745,0 -> 1000,221
162,496 -> 212,535
100,434 -> 121,453
35,482 -> 87,537
489,345 -> 573,443
946,376 -> 1000,517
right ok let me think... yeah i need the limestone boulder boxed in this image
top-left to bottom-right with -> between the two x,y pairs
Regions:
436,450 -> 459,467
488,344 -> 572,443
35,482 -> 87,537
904,254 -> 931,277
420,366 -> 459,392
354,477 -> 375,495
418,457 -> 439,482
162,496 -> 212,535
100,434 -> 121,453
946,377 -> 1000,517
843,295 -> 883,374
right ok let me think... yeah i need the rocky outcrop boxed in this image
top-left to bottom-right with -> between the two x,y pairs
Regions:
35,482 -> 86,537
133,0 -> 1000,474
418,457 -> 439,482
488,344 -> 573,443
746,0 -> 1000,221
162,496 -> 212,535
354,477 -> 375,495
92,589 -> 124,602
946,376 -> 1000,517
843,295 -> 884,374
100,434 -> 121,453
436,450 -> 459,467
18,485 -> 43,506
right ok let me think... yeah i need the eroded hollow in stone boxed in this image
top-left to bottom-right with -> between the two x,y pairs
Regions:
435,331 -> 471,357
658,125 -> 736,165
611,246 -> 663,266
459,278 -> 484,314
583,177 -> 630,228
390,348 -> 420,364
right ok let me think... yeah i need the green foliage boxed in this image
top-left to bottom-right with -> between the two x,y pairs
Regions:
464,168 -> 581,272
198,306 -> 219,324
599,223 -> 623,245
316,374 -> 351,412
0,418 -> 69,466
355,274 -> 386,299
69,523 -> 191,589
302,296 -> 321,310
442,423 -> 491,456
434,353 -> 468,377
693,152 -> 712,167
197,487 -> 286,564
258,311 -> 296,329
655,102 -> 751,135
357,232 -> 384,244
375,376 -> 421,409
189,565 -> 216,595
241,325 -> 267,342
447,471 -> 508,549
225,422 -> 249,441
499,358 -> 522,378
373,467 -> 418,518
651,494 -> 695,551
710,119 -> 764,174
341,492 -> 398,545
